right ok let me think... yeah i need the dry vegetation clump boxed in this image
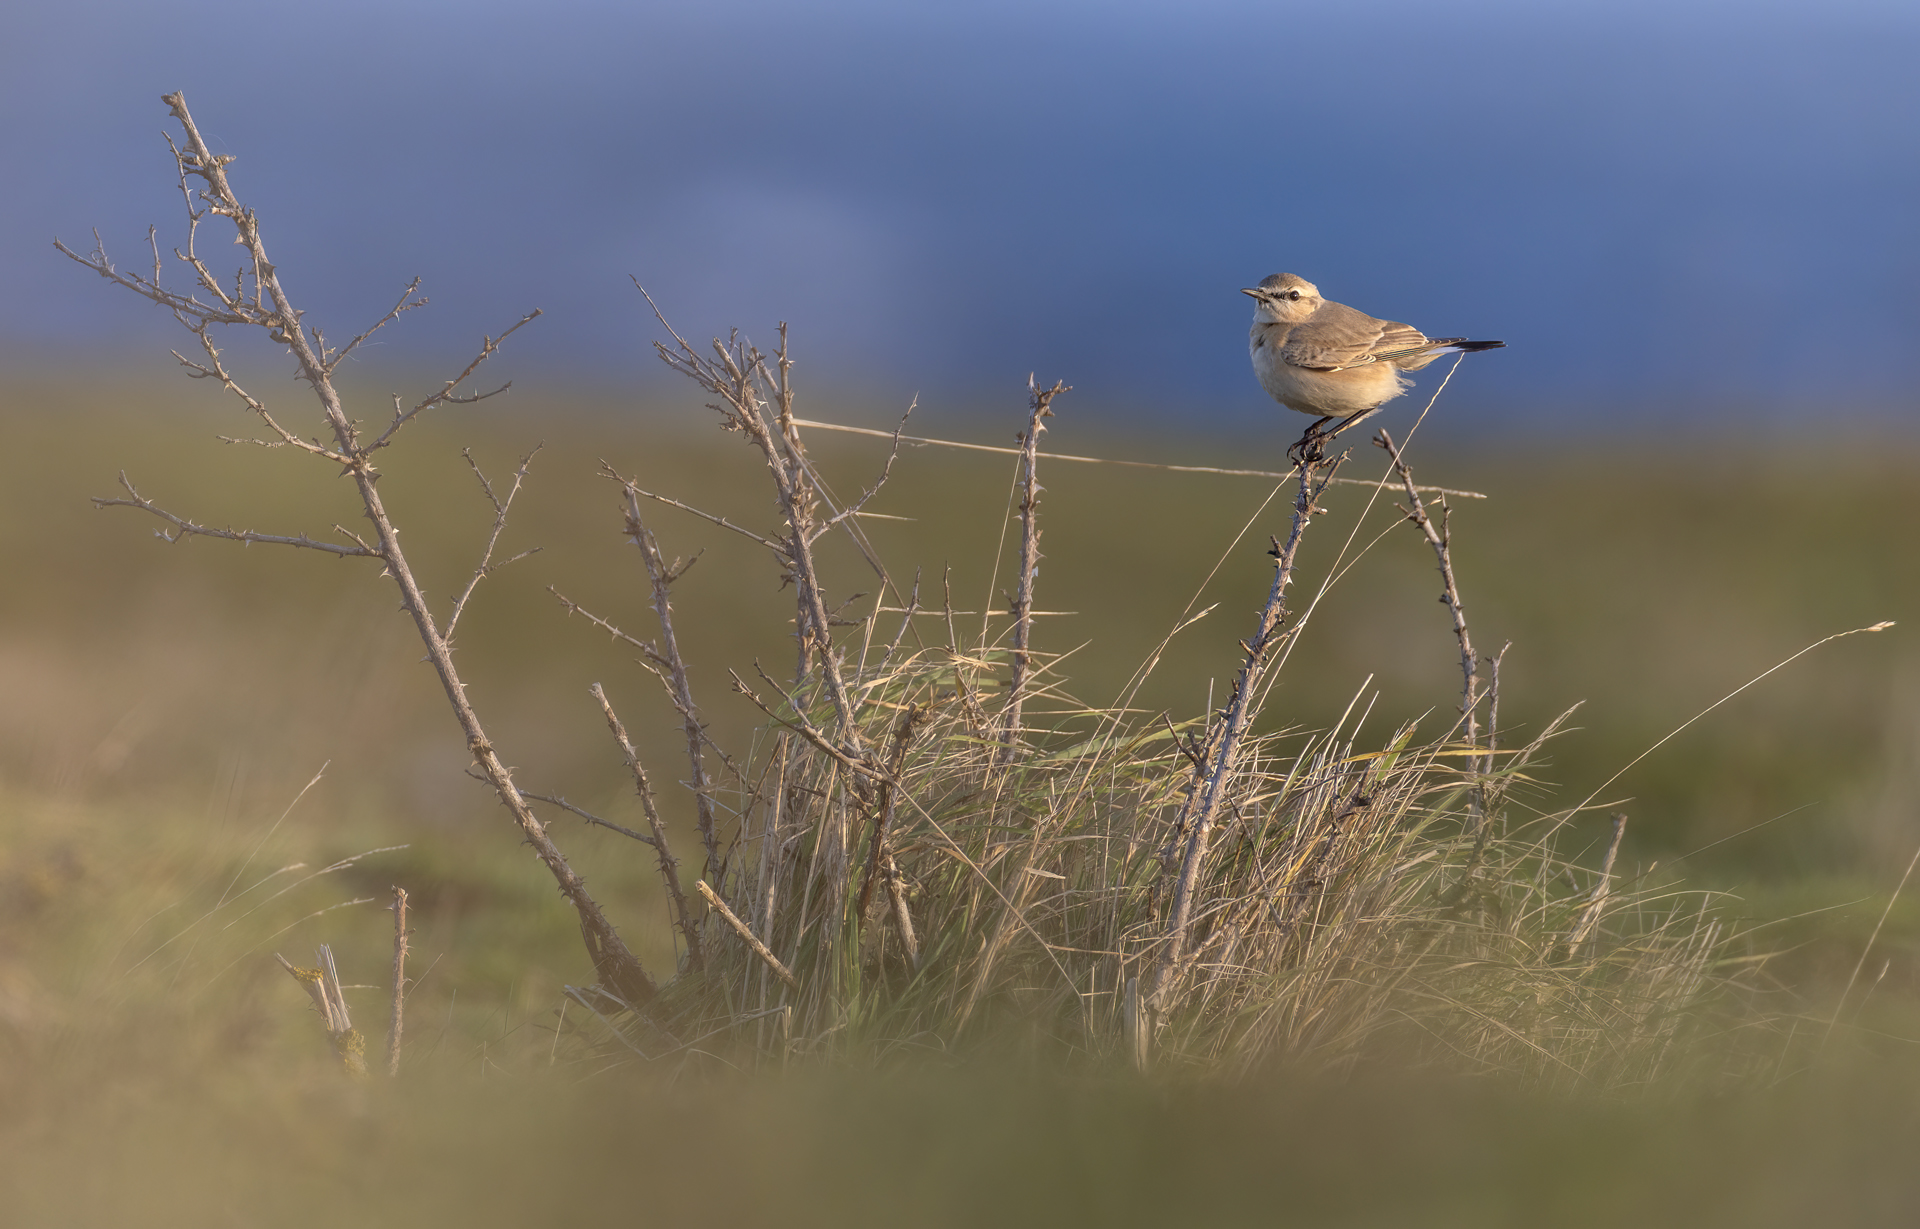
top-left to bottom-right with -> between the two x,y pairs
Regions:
58,92 -> 1754,1088
563,332 -> 1736,1090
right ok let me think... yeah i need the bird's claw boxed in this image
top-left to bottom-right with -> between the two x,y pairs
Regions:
1288,429 -> 1328,467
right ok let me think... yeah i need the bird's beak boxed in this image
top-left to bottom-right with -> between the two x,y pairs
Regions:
1240,288 -> 1262,299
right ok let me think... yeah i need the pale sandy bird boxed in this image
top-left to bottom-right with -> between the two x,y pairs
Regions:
1243,273 -> 1504,456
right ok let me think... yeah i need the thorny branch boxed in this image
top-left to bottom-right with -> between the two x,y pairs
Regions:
696,880 -> 798,991
615,480 -> 723,881
94,472 -> 381,557
638,286 -> 866,750
1375,429 -> 1480,751
66,92 -> 657,1007
999,376 -> 1069,765
855,702 -> 929,933
520,789 -> 658,847
367,310 -> 541,455
1148,451 -> 1344,1020
548,585 -> 741,776
329,278 -> 428,372
618,483 -> 784,554
1376,428 -> 1492,837
592,682 -> 703,972
821,405 -> 913,533
731,667 -> 894,787
446,445 -> 544,641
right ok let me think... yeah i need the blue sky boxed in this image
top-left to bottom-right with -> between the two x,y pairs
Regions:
7,0 -> 1916,426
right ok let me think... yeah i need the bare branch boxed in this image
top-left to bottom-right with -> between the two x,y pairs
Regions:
884,860 -> 920,969
520,789 -> 658,847
446,445 -> 543,641
1148,452 -> 1345,1020
174,329 -> 349,462
328,278 -> 429,372
822,399 -> 915,531
1375,429 -> 1481,749
731,666 -> 890,785
618,485 -> 723,880
386,888 -> 409,1077
332,524 -> 377,554
1000,376 -> 1068,763
94,472 -> 381,557
591,683 -> 703,971
65,92 -> 658,1008
878,568 -> 922,668
52,233 -> 252,329
606,470 -> 784,554
366,309 -> 541,454
696,880 -> 797,990
549,586 -> 742,776
855,703 -> 926,924
639,298 -> 865,746
550,586 -> 662,658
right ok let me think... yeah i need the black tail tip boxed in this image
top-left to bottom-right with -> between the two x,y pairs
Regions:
1455,339 -> 1506,352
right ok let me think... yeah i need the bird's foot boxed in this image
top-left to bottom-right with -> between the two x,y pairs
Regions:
1287,428 -> 1329,467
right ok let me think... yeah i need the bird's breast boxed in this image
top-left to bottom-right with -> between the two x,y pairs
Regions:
1250,340 -> 1409,417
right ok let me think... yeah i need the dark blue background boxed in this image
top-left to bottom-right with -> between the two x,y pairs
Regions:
8,0 -> 1916,427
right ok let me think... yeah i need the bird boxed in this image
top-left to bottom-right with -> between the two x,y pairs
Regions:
1242,273 -> 1504,460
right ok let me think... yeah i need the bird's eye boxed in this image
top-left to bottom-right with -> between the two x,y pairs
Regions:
1286,290 -> 1301,301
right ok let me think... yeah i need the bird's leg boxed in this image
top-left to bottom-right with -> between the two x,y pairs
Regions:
1323,405 -> 1385,443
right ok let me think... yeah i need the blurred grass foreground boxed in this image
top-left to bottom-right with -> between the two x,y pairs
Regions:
6,96 -> 1920,1226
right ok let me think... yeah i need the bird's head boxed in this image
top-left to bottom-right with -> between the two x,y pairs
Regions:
1241,273 -> 1321,324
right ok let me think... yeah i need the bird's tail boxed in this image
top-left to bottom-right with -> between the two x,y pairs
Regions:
1427,338 -> 1506,353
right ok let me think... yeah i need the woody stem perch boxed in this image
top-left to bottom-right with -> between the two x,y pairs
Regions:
1147,453 -> 1342,1020
1000,377 -> 1068,764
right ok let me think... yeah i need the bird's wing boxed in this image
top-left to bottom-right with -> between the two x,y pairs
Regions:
1281,302 -> 1429,370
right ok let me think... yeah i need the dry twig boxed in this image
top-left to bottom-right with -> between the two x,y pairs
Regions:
446,446 -> 543,642
616,479 -> 722,879
592,682 -> 703,972
697,880 -> 798,991
386,887 -> 409,1076
1376,429 -> 1481,753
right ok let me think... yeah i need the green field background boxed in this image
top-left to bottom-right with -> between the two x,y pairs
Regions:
3,365 -> 1917,1223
